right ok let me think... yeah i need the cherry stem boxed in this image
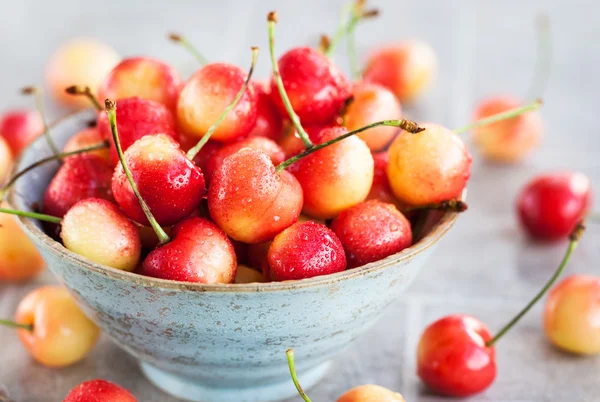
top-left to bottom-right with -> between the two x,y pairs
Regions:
526,15 -> 551,101
0,207 -> 62,224
268,11 -> 314,149
21,86 -> 60,157
286,349 -> 312,402
325,3 -> 353,57
276,119 -> 424,172
486,221 -> 586,347
402,199 -> 468,213
453,99 -> 543,135
186,47 -> 259,161
0,319 -> 33,331
64,85 -> 102,111
319,35 -> 332,54
104,99 -> 170,245
168,33 -> 209,65
0,141 -> 109,203
346,2 -> 379,80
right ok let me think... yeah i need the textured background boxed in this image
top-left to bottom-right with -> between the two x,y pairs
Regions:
1,0 -> 599,401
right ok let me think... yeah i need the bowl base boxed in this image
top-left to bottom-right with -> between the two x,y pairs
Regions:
140,360 -> 332,402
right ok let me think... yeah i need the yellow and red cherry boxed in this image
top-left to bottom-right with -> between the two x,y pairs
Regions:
63,127 -> 110,162
344,81 -> 402,151
337,385 -> 406,402
60,198 -> 141,271
331,200 -> 412,268
472,95 -> 543,163
140,217 -> 237,284
363,40 -> 437,102
0,109 -> 44,156
247,81 -> 284,141
278,124 -> 332,159
0,137 -> 12,183
517,171 -> 591,241
45,38 -> 120,109
0,286 -> 100,368
268,221 -> 346,281
387,123 -> 471,206
63,379 -> 137,402
544,274 -> 600,355
209,149 -> 303,244
98,57 -> 183,111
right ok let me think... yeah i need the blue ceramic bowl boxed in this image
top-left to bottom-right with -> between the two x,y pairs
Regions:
9,110 -> 460,402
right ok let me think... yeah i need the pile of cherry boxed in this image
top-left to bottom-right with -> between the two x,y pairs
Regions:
0,2 -> 597,401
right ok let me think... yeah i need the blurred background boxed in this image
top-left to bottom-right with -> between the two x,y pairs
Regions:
1,0 -> 599,401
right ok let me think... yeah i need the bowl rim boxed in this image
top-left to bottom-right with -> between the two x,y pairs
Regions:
7,110 -> 462,293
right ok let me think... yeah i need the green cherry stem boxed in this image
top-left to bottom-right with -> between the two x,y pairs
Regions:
105,99 -> 170,245
346,2 -> 379,80
486,221 -> 585,347
0,319 -> 33,331
325,3 -> 352,57
0,141 -> 109,202
21,86 -> 60,157
0,207 -> 61,224
453,99 -> 543,135
64,85 -> 102,111
268,11 -> 314,149
526,14 -> 552,101
168,33 -> 210,65
286,349 -> 312,402
276,119 -> 424,172
186,47 -> 259,161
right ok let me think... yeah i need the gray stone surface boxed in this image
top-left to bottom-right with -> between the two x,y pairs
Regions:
1,0 -> 599,401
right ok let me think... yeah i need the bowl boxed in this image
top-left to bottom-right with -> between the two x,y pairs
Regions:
9,110 -> 460,402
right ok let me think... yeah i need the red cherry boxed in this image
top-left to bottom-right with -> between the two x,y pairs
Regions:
63,379 -> 136,402
97,97 -> 177,165
517,171 -> 591,240
278,124 -> 333,158
331,200 -> 412,268
208,149 -> 303,244
177,63 -> 258,142
0,109 -> 44,156
417,314 -> 496,397
270,47 -> 351,125
267,221 -> 346,281
111,134 -> 205,226
98,57 -> 183,111
366,151 -> 407,210
189,140 -> 222,172
140,217 -> 236,284
247,81 -> 284,141
43,154 -> 113,219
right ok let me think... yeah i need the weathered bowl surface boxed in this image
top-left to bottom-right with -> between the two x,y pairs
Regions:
9,110 -> 459,402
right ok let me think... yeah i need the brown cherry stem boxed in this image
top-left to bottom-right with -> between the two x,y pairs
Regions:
286,349 -> 312,402
319,35 -> 332,54
0,207 -> 62,224
186,47 -> 259,161
21,86 -> 60,157
0,141 -> 109,202
453,99 -> 543,135
64,85 -> 102,111
168,33 -> 209,65
268,11 -> 314,149
402,199 -> 468,214
276,119 -> 424,172
486,221 -> 585,347
526,14 -> 551,101
105,99 -> 170,245
347,1 -> 379,80
0,319 -> 33,331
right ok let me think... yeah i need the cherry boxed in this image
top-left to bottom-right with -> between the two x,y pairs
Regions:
288,126 -> 374,219
0,202 -> 44,282
204,136 -> 285,184
61,198 -> 141,271
278,123 -> 332,159
344,81 -> 402,151
0,137 -> 12,183
96,96 -> 177,165
235,264 -> 266,284
247,81 -> 284,141
544,274 -> 600,355
63,379 -> 136,402
267,221 -> 346,281
0,286 -> 100,368
45,38 -> 120,109
337,385 -> 405,402
208,148 -> 303,244
111,133 -> 205,226
363,40 -> 437,102
517,171 -> 591,241
472,95 -> 543,163
0,108 -> 44,156
331,200 -> 412,268
417,223 -> 585,396
98,57 -> 183,111
63,127 -> 110,162
140,217 -> 237,284
268,12 -> 351,126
